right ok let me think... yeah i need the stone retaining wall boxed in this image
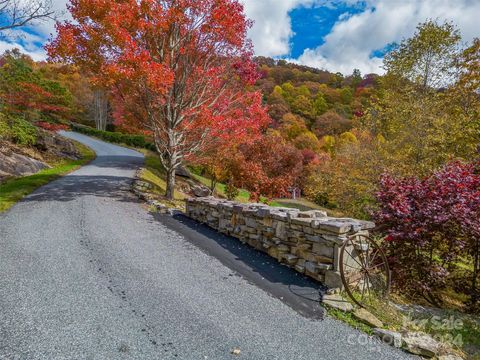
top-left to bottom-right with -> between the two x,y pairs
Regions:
186,197 -> 375,288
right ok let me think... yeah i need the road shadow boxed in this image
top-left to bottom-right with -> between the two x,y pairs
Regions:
155,213 -> 327,320
23,174 -> 140,203
86,155 -> 144,171
21,154 -> 144,204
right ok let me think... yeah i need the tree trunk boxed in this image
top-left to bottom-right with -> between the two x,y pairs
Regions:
93,89 -> 108,131
472,238 -> 480,303
210,178 -> 217,195
208,167 -> 217,194
165,166 -> 176,200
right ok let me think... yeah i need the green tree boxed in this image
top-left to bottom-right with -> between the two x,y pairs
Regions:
452,38 -> 480,136
312,93 -> 328,116
0,50 -> 73,122
351,68 -> 362,89
363,21 -> 478,177
321,135 -> 336,155
280,82 -> 295,102
272,85 -> 284,97
293,131 -> 321,152
291,95 -> 313,119
383,20 -> 461,90
296,84 -> 311,97
328,72 -> 344,88
340,87 -> 353,104
278,113 -> 308,141
339,131 -> 358,145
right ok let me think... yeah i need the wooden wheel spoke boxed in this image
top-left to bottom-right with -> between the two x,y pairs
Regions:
357,236 -> 368,268
346,272 -> 364,287
343,263 -> 360,270
366,276 -> 372,300
367,262 -> 385,272
340,235 -> 391,309
360,276 -> 367,300
344,248 -> 364,268
369,248 -> 380,266
348,279 -> 363,294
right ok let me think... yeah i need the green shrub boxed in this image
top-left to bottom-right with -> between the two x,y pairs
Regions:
11,118 -> 37,145
225,182 -> 239,200
70,123 -> 156,151
0,115 -> 37,145
12,119 -> 37,145
313,191 -> 329,207
0,114 -> 10,139
187,165 -> 204,176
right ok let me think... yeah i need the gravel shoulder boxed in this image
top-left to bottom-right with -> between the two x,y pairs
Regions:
0,132 -> 413,359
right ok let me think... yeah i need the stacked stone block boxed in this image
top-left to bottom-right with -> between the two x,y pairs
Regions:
185,197 -> 375,288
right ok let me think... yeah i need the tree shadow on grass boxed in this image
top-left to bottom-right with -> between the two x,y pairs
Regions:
155,212 -> 327,320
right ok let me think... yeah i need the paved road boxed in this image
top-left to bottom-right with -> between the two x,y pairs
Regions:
0,132 -> 413,360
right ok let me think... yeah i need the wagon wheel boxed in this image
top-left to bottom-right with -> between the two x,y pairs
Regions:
339,234 -> 391,309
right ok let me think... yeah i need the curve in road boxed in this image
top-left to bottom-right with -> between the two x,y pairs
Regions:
0,132 -> 412,359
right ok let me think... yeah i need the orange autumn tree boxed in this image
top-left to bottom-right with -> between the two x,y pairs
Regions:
190,91 -> 269,194
225,133 -> 304,201
48,0 -> 269,199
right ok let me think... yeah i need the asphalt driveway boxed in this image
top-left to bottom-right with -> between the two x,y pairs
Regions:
0,132 -> 413,359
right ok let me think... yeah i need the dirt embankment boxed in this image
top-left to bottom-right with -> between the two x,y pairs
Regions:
0,130 -> 80,181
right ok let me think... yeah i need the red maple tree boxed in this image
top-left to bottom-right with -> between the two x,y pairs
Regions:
48,0 -> 269,199
225,134 -> 304,201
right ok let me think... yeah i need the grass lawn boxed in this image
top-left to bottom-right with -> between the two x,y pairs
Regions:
0,142 -> 95,213
270,198 -> 343,217
139,167 -> 187,209
190,172 -> 251,202
137,151 -> 188,209
191,168 -> 338,215
140,150 -> 340,215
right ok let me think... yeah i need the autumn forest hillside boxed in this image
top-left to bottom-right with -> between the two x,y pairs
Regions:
1,9 -> 479,313
255,56 -> 377,130
251,57 -> 380,203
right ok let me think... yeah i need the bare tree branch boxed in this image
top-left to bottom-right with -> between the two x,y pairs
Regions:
0,0 -> 56,35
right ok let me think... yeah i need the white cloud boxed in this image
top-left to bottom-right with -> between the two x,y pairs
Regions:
0,27 -> 50,60
0,40 -> 46,61
0,0 -> 69,60
296,0 -> 480,75
17,0 -> 319,59
242,0 -> 321,57
2,0 -> 479,76
10,0 -> 302,59
34,0 -> 71,37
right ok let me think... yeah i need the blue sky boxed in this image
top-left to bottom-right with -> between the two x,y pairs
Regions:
1,0 -> 479,75
243,0 -> 479,74
289,2 -> 366,59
